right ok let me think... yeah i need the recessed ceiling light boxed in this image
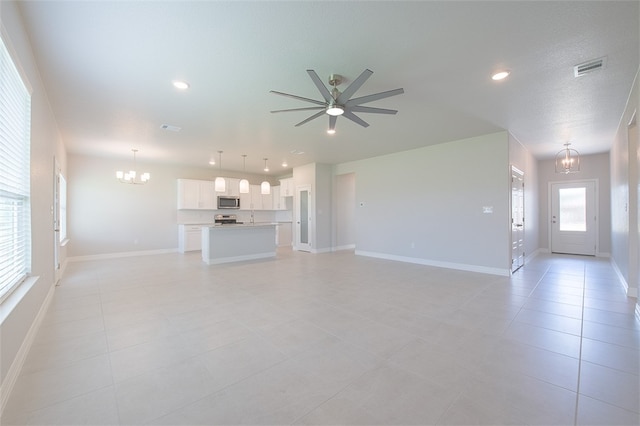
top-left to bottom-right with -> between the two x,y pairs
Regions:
281,161 -> 288,168
208,160 -> 215,165
491,70 -> 510,81
172,80 -> 190,90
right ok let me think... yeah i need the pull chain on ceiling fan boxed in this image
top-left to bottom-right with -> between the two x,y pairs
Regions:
270,69 -> 404,133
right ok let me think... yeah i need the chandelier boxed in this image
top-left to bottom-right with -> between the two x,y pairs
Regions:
555,142 -> 580,174
116,149 -> 150,184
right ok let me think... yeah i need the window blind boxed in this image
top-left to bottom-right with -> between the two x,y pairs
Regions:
0,34 -> 31,301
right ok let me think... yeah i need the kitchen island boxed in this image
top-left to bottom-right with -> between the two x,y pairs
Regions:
201,224 -> 277,265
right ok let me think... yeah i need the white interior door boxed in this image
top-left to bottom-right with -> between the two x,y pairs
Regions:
53,160 -> 61,283
295,185 -> 312,252
511,166 -> 525,272
551,181 -> 596,255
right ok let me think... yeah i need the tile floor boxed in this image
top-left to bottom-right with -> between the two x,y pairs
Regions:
1,249 -> 639,425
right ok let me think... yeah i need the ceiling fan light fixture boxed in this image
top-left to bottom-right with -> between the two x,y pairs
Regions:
326,105 -> 344,116
327,128 -> 336,135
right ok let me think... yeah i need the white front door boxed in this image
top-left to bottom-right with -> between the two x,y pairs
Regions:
511,167 -> 525,272
551,181 -> 597,255
295,185 -> 312,252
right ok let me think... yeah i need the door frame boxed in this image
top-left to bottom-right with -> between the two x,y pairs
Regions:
295,184 -> 312,252
510,166 -> 525,272
53,158 -> 62,283
548,178 -> 599,256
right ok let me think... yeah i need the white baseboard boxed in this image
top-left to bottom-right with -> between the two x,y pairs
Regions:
332,244 -> 356,252
610,258 -> 638,298
355,250 -> 511,276
596,251 -> 611,258
67,248 -> 178,263
525,249 -> 542,263
203,252 -> 275,265
0,280 -> 55,412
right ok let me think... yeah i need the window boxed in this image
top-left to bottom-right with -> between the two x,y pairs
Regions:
0,33 -> 32,301
559,187 -> 587,232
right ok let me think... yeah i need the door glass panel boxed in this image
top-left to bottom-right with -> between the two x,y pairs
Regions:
300,189 -> 308,244
559,187 -> 586,231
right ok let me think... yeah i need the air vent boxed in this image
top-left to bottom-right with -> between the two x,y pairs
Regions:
574,57 -> 606,77
160,124 -> 181,132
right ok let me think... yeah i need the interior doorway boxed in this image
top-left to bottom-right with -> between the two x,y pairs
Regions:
550,180 -> 597,255
511,166 -> 525,272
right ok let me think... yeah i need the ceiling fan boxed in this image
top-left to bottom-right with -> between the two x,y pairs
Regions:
270,69 -> 404,133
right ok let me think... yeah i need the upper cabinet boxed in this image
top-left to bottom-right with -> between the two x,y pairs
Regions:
225,178 -> 240,197
279,178 -> 294,197
177,179 -> 216,209
179,178 -> 292,211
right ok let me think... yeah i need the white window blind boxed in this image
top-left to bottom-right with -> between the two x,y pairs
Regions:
0,34 -> 31,301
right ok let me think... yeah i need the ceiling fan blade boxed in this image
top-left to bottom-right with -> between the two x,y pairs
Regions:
342,111 -> 369,128
336,69 -> 373,104
271,106 -> 325,113
270,90 -> 325,106
295,110 -> 326,127
349,105 -> 398,115
345,88 -> 405,107
306,70 -> 333,103
328,115 -> 337,132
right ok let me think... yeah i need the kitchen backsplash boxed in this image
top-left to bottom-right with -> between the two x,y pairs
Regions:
177,208 -> 292,224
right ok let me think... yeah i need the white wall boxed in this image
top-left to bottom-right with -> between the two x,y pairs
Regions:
509,133 -> 540,260
610,68 -> 639,298
0,0 -> 67,400
538,153 -> 612,256
68,154 -> 280,258
334,173 -> 356,250
335,131 -> 511,275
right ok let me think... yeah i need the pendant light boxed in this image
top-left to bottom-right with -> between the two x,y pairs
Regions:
239,155 -> 250,194
261,158 -> 271,195
116,149 -> 150,185
555,142 -> 580,174
214,150 -> 226,192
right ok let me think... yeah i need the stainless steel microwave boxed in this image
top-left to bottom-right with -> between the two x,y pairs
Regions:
217,196 -> 240,209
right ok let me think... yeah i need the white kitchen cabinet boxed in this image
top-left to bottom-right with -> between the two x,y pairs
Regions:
262,190 -> 273,210
239,189 -> 252,210
225,178 -> 240,196
178,224 -> 203,252
178,179 -> 216,209
272,186 -> 281,210
279,178 -> 294,197
249,184 -> 262,210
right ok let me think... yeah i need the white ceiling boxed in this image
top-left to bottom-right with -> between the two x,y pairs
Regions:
16,1 -> 639,176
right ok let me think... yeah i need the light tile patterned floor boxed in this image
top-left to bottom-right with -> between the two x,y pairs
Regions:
2,249 -> 639,425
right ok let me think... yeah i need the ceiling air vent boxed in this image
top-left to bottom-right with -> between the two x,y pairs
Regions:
574,57 -> 606,77
160,124 -> 181,132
